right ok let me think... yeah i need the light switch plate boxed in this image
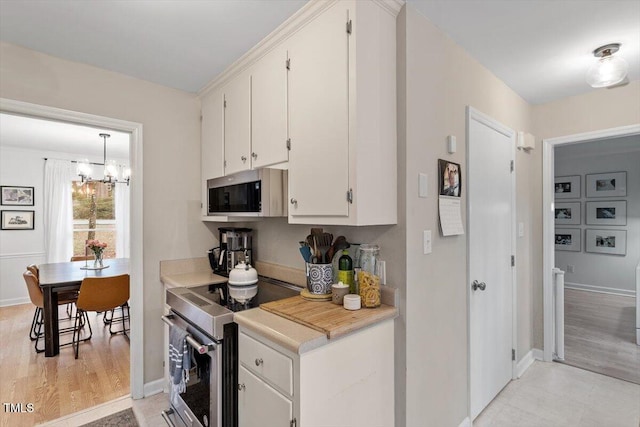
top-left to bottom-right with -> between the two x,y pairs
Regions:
423,230 -> 432,254
419,173 -> 428,198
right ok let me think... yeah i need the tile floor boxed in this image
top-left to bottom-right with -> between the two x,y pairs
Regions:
39,360 -> 640,427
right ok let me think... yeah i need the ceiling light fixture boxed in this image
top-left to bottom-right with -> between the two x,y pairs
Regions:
77,133 -> 130,186
586,43 -> 628,88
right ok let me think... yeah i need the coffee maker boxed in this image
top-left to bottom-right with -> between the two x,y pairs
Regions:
209,227 -> 253,276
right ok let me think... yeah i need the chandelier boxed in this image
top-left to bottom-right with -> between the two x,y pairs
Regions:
77,133 -> 130,186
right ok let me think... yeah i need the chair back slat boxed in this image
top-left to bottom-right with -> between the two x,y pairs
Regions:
70,255 -> 94,262
77,274 -> 130,312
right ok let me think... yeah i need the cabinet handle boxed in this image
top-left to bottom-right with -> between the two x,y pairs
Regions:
290,198 -> 297,205
251,152 -> 258,159
241,156 -> 247,162
238,383 -> 245,391
255,358 -> 263,366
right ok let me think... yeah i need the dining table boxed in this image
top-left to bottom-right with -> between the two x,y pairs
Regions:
38,258 -> 130,357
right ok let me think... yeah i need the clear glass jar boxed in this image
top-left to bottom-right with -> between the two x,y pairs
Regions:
357,244 -> 381,307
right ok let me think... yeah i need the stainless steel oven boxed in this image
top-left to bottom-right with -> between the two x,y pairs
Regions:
160,278 -> 300,427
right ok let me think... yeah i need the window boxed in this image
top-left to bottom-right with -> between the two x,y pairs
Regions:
72,181 -> 116,258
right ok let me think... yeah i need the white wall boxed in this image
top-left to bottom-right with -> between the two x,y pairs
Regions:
555,140 -> 640,296
0,147 -> 46,305
0,41 -> 212,384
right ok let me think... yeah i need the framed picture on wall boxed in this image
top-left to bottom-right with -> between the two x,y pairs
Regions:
438,159 -> 461,197
586,200 -> 627,226
1,210 -> 35,230
555,228 -> 580,252
585,229 -> 626,256
554,175 -> 580,199
585,171 -> 626,198
1,186 -> 34,206
554,202 -> 581,225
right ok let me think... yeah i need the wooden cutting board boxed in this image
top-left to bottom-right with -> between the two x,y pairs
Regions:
260,295 -> 397,339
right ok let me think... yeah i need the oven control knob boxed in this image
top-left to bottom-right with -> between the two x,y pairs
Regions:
255,358 -> 263,366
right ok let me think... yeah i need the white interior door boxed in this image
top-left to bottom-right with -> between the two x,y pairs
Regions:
468,107 -> 515,419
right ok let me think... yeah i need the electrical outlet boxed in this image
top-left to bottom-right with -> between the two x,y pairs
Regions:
567,265 -> 575,273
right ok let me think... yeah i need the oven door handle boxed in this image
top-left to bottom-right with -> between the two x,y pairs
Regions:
161,314 -> 214,354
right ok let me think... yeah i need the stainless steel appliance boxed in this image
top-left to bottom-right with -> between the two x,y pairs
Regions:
208,228 -> 253,276
207,169 -> 287,217
161,277 -> 300,427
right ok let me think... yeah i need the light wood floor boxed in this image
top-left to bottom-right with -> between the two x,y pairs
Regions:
562,288 -> 639,384
0,303 -> 130,427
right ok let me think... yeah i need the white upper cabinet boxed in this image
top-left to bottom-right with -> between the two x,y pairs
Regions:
224,70 -> 252,175
201,87 -> 225,216
251,46 -> 289,168
288,2 -> 350,218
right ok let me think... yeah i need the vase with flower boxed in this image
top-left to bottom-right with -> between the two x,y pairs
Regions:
86,239 -> 108,268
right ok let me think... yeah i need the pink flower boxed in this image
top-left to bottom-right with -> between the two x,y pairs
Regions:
86,239 -> 108,252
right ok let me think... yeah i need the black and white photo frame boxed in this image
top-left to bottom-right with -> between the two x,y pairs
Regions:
586,171 -> 626,198
585,229 -> 626,256
555,228 -> 580,252
554,202 -> 581,225
1,186 -> 34,206
586,200 -> 626,226
1,210 -> 35,230
554,175 -> 580,199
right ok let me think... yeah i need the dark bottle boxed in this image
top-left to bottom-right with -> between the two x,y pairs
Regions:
338,250 -> 355,293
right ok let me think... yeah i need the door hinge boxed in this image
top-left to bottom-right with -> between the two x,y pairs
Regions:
346,19 -> 352,34
510,160 -> 514,172
224,160 -> 227,168
290,418 -> 297,427
347,188 -> 353,204
286,138 -> 291,151
286,58 -> 291,70
512,349 -> 516,361
511,255 -> 515,267
224,99 -> 227,108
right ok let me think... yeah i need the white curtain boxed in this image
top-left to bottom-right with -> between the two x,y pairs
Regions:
115,165 -> 130,258
44,159 -> 75,263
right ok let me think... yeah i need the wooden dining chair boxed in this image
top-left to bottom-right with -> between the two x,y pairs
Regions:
23,270 -> 86,353
72,274 -> 130,359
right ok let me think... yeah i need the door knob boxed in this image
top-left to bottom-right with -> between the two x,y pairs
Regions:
290,198 -> 297,205
251,152 -> 258,159
472,280 -> 486,291
255,358 -> 263,366
241,156 -> 247,162
238,383 -> 245,391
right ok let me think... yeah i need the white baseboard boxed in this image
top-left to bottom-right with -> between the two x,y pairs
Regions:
458,416 -> 471,427
516,348 -> 544,379
565,282 -> 635,297
143,378 -> 165,398
0,297 -> 30,308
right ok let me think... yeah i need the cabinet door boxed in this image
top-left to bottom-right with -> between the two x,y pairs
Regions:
224,71 -> 252,175
201,87 -> 225,181
252,46 -> 288,168
238,365 -> 293,427
288,2 -> 350,217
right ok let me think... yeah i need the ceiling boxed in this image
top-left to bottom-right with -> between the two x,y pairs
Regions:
1,0 -> 638,105
0,1 -> 638,155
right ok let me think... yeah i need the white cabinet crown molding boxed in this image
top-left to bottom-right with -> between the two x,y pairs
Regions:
198,0 -> 402,97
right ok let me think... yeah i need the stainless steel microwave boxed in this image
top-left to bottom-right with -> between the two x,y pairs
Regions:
207,169 -> 287,217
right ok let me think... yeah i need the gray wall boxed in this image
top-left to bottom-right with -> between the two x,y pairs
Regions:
555,137 -> 640,295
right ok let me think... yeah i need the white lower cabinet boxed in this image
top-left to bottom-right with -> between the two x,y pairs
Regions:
238,319 -> 395,427
238,365 -> 293,427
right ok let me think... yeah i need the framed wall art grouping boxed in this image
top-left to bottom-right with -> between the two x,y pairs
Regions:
554,175 -> 580,199
585,200 -> 627,226
1,210 -> 35,230
1,186 -> 34,206
554,202 -> 581,225
585,171 -> 626,198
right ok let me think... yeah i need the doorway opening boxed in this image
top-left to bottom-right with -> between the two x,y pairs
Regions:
0,98 -> 144,423
542,124 -> 640,384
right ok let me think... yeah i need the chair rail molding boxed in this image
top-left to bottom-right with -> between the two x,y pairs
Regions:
0,251 -> 46,260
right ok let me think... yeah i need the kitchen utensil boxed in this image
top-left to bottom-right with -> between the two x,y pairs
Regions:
299,246 -> 312,263
326,235 -> 349,264
317,232 -> 333,263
